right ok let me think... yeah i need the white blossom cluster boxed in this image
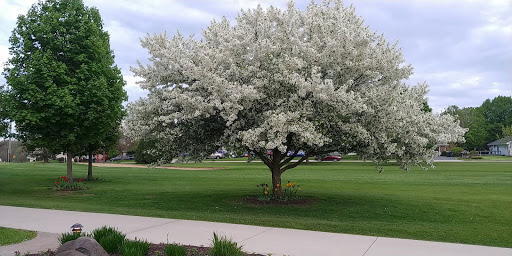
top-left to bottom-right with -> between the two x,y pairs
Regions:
126,1 -> 466,169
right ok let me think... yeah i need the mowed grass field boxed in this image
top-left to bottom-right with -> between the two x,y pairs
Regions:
0,161 -> 510,247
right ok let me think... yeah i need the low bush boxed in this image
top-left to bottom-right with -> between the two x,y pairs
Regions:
451,147 -> 464,157
120,238 -> 150,256
471,156 -> 483,159
59,232 -> 83,245
209,232 -> 244,256
164,243 -> 187,256
91,226 -> 125,254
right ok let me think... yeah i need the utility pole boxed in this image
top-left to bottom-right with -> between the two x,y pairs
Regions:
7,122 -> 12,162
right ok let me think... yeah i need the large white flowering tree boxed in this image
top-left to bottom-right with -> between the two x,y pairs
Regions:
126,1 -> 465,197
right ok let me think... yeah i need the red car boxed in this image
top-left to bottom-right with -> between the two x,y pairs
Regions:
321,155 -> 341,162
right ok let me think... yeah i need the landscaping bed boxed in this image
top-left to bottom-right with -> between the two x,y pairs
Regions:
23,243 -> 265,256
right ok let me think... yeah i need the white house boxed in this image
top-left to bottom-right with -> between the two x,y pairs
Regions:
487,136 -> 512,156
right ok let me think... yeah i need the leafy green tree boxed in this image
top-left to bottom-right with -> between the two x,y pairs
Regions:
3,0 -> 126,180
481,96 -> 512,141
458,107 -> 487,150
502,125 -> 512,137
0,85 -> 9,137
84,127 -> 121,180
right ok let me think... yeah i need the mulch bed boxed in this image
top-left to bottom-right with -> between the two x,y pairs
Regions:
243,196 -> 314,206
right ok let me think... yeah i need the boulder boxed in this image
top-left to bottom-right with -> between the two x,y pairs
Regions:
56,237 -> 109,256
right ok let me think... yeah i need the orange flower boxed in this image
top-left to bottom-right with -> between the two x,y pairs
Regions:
276,184 -> 280,187
274,188 -> 277,191
299,188 -> 302,190
293,182 -> 296,185
287,183 -> 292,187
264,191 -> 268,194
266,187 -> 270,191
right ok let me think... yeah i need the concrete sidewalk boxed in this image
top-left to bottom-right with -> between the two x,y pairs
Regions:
0,206 -> 510,256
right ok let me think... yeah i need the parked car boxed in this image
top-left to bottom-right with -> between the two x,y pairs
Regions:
111,155 -> 124,161
287,150 -> 305,157
321,155 -> 341,162
111,155 -> 133,161
242,152 -> 255,157
209,151 -> 225,159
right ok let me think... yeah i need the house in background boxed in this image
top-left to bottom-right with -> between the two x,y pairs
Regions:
436,143 -> 450,156
487,136 -> 512,156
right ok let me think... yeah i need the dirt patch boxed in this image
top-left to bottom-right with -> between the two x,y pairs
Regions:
77,162 -> 225,170
157,166 -> 225,170
241,197 -> 314,207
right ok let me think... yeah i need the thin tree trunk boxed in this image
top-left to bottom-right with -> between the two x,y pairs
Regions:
66,150 -> 73,182
88,150 -> 93,180
43,155 -> 49,163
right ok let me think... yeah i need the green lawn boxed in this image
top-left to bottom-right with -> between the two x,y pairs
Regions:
465,155 -> 512,161
0,227 -> 37,246
0,161 -> 510,248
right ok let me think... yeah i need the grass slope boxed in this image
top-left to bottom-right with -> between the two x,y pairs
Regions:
0,227 -> 37,246
0,161 -> 510,248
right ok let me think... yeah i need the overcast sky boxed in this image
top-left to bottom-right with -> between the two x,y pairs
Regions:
1,0 -> 510,113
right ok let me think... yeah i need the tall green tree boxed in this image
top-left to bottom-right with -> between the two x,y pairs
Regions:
0,85 -> 9,137
458,107 -> 487,150
3,0 -> 126,180
481,96 -> 512,142
443,96 -> 512,149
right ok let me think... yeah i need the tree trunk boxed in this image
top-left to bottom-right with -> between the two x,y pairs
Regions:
66,150 -> 73,182
88,150 -> 93,180
271,167 -> 282,198
43,155 -> 49,163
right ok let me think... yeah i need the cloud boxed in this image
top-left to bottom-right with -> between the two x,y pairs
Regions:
123,75 -> 148,103
0,0 -> 510,114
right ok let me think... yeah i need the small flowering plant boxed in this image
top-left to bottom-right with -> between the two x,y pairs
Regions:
256,183 -> 272,201
53,176 -> 86,191
281,181 -> 302,201
256,181 -> 303,201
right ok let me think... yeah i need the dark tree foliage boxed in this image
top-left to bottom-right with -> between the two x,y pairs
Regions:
443,96 -> 512,149
0,85 -> 9,137
134,138 -> 164,164
3,0 -> 126,179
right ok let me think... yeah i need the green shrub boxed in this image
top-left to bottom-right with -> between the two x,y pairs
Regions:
471,156 -> 483,159
91,226 -> 125,254
470,150 -> 479,156
209,233 -> 244,256
164,243 -> 187,256
121,238 -> 150,256
59,232 -> 83,245
451,147 -> 464,157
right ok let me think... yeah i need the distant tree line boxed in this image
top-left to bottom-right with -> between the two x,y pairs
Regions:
442,96 -> 512,150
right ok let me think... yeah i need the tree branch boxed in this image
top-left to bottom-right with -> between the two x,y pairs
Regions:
279,149 -> 299,168
253,150 -> 273,169
281,149 -> 315,173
